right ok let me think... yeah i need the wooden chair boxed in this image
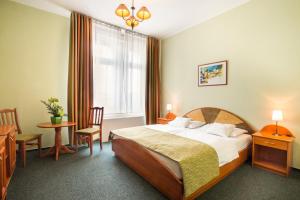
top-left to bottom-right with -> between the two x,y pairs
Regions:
0,108 -> 42,167
75,107 -> 104,155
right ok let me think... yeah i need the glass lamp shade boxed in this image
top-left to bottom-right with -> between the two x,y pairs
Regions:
137,6 -> 151,20
166,104 -> 172,112
115,4 -> 130,17
126,16 -> 139,28
272,110 -> 283,121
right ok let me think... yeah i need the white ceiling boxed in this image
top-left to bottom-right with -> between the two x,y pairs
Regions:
12,0 -> 250,38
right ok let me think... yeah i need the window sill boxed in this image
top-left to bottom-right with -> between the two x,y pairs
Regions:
104,113 -> 144,120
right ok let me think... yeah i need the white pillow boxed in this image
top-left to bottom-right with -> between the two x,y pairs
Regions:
230,128 -> 248,137
168,117 -> 191,128
187,120 -> 206,129
206,123 -> 235,137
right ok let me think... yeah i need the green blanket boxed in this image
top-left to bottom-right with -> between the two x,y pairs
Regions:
111,126 -> 219,197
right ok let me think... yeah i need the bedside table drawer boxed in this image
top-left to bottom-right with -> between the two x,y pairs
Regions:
254,137 -> 287,150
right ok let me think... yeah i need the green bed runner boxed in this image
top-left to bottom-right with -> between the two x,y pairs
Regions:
112,126 -> 219,197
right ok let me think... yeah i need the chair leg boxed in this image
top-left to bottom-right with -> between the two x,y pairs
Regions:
89,136 -> 93,156
20,142 -> 26,167
38,136 -> 42,157
99,132 -> 103,150
74,133 -> 78,151
18,144 -> 21,158
78,136 -> 82,145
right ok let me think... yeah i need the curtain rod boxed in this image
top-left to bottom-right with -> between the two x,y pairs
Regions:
92,18 -> 149,38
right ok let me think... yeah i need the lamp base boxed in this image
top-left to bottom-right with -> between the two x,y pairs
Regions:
272,132 -> 281,136
165,112 -> 176,120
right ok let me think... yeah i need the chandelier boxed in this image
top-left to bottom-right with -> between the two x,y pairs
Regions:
115,0 -> 151,30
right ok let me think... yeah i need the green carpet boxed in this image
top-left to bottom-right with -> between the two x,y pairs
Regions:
8,142 -> 300,200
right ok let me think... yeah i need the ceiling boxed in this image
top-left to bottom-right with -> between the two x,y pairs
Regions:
12,0 -> 250,38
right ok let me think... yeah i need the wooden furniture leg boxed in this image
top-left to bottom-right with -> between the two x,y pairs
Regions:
55,127 -> 61,161
61,145 -> 76,153
99,132 -> 102,150
38,135 -> 42,157
87,136 -> 90,148
18,144 -> 21,158
42,147 -> 55,157
74,133 -> 78,151
89,135 -> 93,155
68,126 -> 74,147
20,142 -> 26,167
42,127 -> 75,160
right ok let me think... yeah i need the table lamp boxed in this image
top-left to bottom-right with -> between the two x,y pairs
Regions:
165,104 -> 176,120
272,110 -> 283,136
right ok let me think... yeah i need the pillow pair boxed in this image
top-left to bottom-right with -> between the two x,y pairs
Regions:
206,123 -> 248,137
168,117 -> 205,129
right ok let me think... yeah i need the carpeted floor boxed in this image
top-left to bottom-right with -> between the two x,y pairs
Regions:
8,142 -> 300,200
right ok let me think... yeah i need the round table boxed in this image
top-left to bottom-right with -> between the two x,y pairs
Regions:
37,121 -> 76,161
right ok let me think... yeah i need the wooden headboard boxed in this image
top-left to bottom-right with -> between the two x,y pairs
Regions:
183,107 -> 254,134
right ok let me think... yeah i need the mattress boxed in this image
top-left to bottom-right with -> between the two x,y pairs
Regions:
113,124 -> 252,179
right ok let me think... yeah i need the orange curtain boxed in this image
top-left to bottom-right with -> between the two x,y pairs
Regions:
68,12 -> 93,143
145,37 -> 160,124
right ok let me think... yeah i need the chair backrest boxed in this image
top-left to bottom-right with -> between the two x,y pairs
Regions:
0,108 -> 22,134
88,107 -> 104,127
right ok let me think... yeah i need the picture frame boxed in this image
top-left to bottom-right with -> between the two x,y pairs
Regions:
198,60 -> 228,87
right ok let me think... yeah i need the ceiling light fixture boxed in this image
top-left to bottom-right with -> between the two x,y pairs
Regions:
115,0 -> 151,30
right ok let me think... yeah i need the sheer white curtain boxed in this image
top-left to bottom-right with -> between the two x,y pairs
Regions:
92,21 -> 147,116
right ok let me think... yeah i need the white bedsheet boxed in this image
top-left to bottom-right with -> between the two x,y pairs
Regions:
146,124 -> 252,166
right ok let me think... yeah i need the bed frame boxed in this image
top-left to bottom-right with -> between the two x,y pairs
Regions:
111,107 -> 254,200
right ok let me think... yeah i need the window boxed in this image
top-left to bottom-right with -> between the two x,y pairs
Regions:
92,22 -> 147,117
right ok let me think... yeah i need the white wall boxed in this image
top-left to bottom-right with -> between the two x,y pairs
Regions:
100,117 -> 145,142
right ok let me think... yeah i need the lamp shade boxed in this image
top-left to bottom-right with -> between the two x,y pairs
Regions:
166,104 -> 172,112
272,110 -> 283,121
115,4 -> 130,17
137,6 -> 151,20
126,16 -> 139,28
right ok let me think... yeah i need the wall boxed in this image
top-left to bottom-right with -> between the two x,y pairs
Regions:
0,0 -> 70,147
161,0 -> 300,168
101,116 -> 145,142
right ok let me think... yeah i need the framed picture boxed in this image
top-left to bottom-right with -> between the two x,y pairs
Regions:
198,60 -> 228,87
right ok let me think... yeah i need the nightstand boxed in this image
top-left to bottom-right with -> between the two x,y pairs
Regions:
252,125 -> 295,176
157,112 -> 176,124
157,118 -> 173,124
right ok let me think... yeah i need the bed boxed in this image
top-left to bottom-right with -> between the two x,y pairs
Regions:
110,107 -> 254,200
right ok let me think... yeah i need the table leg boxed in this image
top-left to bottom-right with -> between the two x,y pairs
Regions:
68,126 -> 74,147
55,127 -> 61,160
42,127 -> 75,160
41,147 -> 55,157
61,145 -> 75,153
